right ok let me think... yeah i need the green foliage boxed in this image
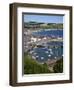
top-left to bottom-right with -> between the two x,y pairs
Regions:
40,24 -> 63,29
53,57 -> 63,73
24,53 -> 51,74
25,22 -> 63,29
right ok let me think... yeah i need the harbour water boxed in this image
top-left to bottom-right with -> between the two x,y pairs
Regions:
29,42 -> 63,63
32,29 -> 63,37
27,29 -> 63,63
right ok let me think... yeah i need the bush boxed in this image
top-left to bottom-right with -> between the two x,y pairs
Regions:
53,57 -> 63,73
24,53 -> 51,74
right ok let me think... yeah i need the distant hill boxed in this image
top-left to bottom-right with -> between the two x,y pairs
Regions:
24,22 -> 63,29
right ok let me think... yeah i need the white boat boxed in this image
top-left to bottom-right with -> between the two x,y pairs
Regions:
36,56 -> 39,58
45,51 -> 49,53
41,57 -> 44,60
48,54 -> 51,57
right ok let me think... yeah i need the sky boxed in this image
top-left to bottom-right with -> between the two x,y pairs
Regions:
24,14 -> 63,23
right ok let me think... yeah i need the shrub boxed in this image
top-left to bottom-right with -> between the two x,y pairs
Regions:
24,53 -> 51,74
53,57 -> 63,73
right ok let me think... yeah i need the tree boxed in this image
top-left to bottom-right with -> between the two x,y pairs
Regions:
53,57 -> 63,73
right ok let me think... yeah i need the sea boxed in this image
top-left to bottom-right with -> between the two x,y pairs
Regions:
29,29 -> 63,62
32,29 -> 63,37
